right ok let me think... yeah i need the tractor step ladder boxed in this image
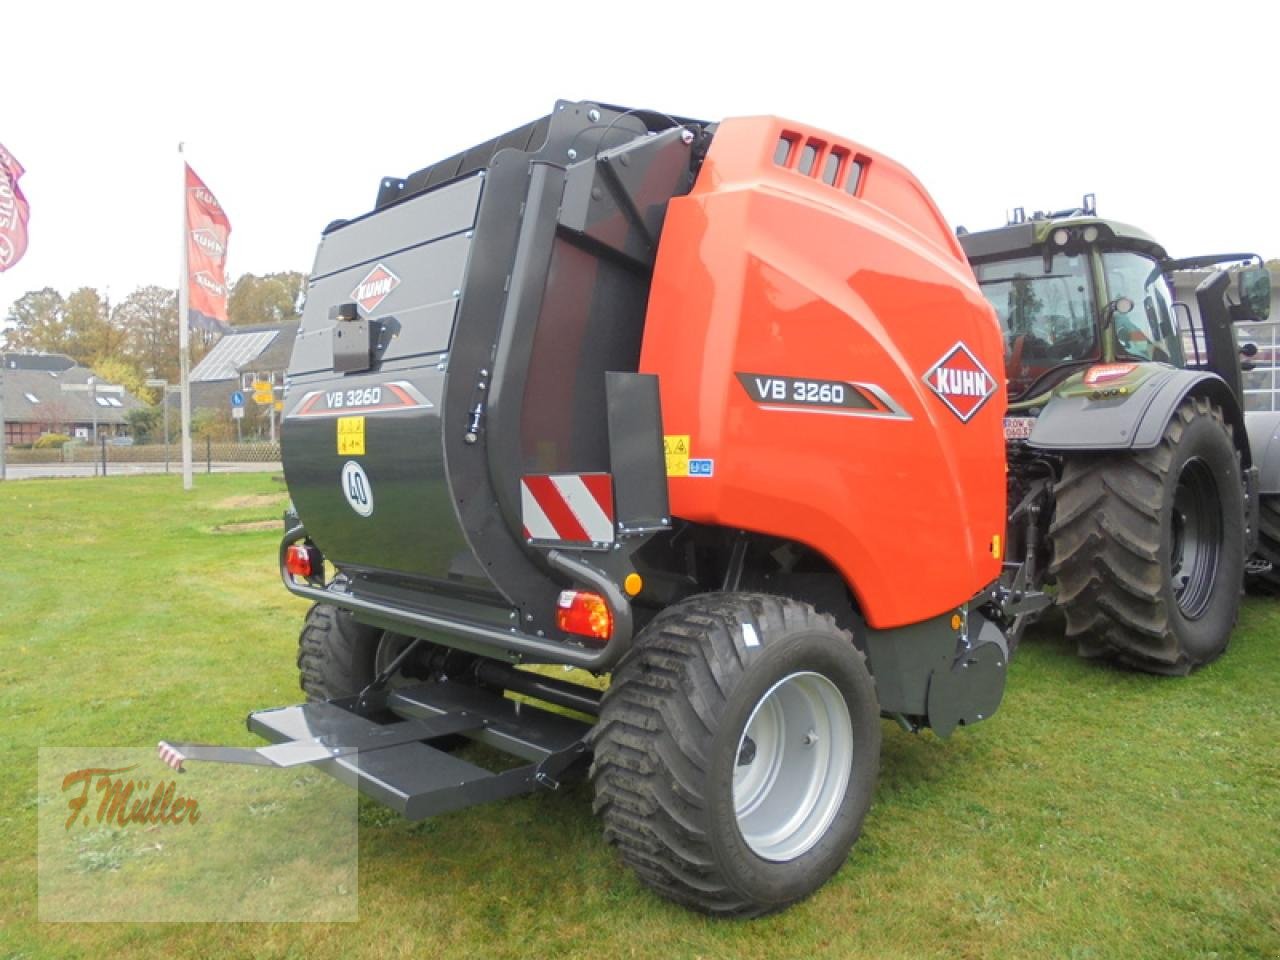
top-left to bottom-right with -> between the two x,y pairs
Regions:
158,682 -> 591,820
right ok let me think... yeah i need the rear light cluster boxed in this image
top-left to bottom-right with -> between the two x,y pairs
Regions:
556,590 -> 613,643
285,543 -> 321,579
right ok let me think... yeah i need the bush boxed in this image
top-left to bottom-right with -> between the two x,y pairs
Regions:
192,408 -> 235,442
126,406 -> 164,444
34,433 -> 72,449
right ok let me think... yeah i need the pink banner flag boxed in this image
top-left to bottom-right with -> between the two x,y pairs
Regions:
0,143 -> 30,272
185,163 -> 232,331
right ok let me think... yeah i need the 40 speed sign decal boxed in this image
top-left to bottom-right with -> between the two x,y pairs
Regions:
341,461 -> 374,517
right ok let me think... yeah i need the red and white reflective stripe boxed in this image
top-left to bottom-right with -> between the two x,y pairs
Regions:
521,474 -> 615,545
157,741 -> 187,773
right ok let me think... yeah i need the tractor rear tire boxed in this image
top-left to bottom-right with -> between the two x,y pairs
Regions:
296,603 -> 383,701
1049,397 -> 1244,674
590,593 -> 881,917
1246,495 -> 1280,593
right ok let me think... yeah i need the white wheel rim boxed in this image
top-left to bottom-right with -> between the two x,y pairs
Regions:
732,670 -> 853,862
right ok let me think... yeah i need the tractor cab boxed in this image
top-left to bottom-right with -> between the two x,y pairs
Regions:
959,196 -> 1272,410
959,197 -> 1181,405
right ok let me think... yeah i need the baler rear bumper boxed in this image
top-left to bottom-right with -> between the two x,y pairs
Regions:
158,682 -> 591,820
279,526 -> 638,671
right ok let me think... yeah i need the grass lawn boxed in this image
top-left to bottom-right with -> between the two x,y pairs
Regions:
2,473 -> 1278,959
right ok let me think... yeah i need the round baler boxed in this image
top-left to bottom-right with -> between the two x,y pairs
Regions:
161,100 -> 1034,916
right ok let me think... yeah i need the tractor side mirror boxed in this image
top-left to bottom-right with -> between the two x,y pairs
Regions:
1100,297 -> 1134,340
1238,266 -> 1272,321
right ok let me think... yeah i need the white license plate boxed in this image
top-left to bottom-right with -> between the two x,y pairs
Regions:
1003,417 -> 1036,440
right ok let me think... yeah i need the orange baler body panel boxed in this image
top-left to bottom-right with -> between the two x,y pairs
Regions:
639,116 -> 1007,629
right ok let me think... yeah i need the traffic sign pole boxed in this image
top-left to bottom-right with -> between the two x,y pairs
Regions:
230,390 -> 245,444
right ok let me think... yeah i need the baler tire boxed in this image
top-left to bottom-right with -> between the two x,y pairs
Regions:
1246,495 -> 1280,594
590,593 -> 880,917
296,603 -> 383,701
1048,396 -> 1244,675
296,605 -> 471,750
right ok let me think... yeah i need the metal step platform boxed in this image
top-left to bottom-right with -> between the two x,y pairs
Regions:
158,681 -> 592,820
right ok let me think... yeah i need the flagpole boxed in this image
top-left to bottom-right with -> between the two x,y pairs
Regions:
178,143 -> 194,491
0,357 -> 7,481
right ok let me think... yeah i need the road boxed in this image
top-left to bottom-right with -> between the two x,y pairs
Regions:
0,461 -> 282,480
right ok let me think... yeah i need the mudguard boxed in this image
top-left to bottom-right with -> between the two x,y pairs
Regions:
1028,367 -> 1249,466
1245,411 -> 1280,494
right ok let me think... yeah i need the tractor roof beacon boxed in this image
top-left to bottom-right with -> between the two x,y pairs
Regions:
959,196 -> 1277,673
160,100 -> 1042,917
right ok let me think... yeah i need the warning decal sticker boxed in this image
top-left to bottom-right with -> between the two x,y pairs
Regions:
337,416 -> 365,456
664,435 -> 690,478
520,474 -> 615,546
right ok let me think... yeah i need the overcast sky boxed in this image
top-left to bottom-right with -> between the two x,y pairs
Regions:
2,0 -> 1277,318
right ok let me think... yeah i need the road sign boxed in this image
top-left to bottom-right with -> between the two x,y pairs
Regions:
231,390 -> 245,408
274,400 -> 284,412
252,380 -> 272,393
254,391 -> 274,405
232,406 -> 245,420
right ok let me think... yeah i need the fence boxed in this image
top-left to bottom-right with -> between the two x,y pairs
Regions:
5,439 -> 281,470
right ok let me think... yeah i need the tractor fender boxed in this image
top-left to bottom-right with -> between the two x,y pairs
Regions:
1245,411 -> 1280,494
1028,368 -> 1249,465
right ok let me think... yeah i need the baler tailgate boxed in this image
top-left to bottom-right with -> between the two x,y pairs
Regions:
159,682 -> 591,821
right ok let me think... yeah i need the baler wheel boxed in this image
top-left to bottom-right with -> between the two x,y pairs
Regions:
297,603 -> 385,701
590,593 -> 880,917
1049,397 -> 1244,674
296,603 -> 475,755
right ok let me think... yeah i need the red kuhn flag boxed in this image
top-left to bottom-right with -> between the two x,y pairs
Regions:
185,164 -> 232,331
0,144 -> 30,272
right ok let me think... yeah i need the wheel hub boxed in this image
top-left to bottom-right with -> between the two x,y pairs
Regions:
1169,457 -> 1222,619
373,633 -> 432,684
732,671 -> 853,863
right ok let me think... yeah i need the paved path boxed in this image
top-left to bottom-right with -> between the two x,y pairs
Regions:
1,461 -> 282,480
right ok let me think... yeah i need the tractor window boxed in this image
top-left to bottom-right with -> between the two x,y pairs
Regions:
1102,251 -> 1184,365
974,254 -> 1098,398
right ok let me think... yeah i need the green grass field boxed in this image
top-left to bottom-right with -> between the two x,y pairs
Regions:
2,474 -> 1278,959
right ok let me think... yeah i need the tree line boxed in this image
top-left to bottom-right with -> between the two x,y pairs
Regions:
1,272 -> 306,403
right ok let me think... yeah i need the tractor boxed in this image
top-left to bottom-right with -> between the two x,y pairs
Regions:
958,197 -> 1275,673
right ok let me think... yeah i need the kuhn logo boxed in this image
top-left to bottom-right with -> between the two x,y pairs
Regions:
924,342 -> 996,422
0,178 -> 18,228
351,264 -> 400,314
193,271 -> 225,298
193,186 -> 221,211
191,228 -> 225,259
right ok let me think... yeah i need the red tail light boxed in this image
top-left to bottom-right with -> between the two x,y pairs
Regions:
286,543 -> 315,577
556,590 -> 613,642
